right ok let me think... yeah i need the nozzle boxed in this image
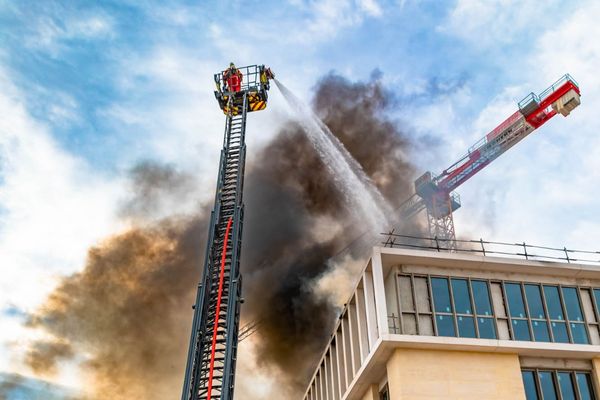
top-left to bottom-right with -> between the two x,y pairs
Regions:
265,67 -> 275,79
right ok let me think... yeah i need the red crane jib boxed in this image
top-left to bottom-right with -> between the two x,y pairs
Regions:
435,77 -> 579,193
525,80 -> 580,128
404,74 -> 580,245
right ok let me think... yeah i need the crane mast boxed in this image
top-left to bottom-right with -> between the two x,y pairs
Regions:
400,74 -> 581,245
181,64 -> 273,400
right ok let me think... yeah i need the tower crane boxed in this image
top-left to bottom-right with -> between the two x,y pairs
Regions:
398,74 -> 581,246
181,63 -> 274,400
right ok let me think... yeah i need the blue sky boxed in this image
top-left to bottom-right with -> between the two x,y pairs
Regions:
2,0 -> 600,398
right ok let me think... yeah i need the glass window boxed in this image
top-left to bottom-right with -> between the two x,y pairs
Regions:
558,372 -> 576,400
539,371 -> 558,400
524,371 -> 596,400
570,323 -> 589,344
436,315 -> 455,337
451,279 -> 472,314
593,289 -> 600,315
551,322 -> 569,343
531,320 -> 550,342
576,373 -> 595,400
457,316 -> 476,338
512,319 -> 531,341
544,286 -> 565,320
379,384 -> 389,400
432,278 -> 452,313
472,280 -> 493,316
506,283 -> 527,318
477,317 -> 496,339
562,288 -> 584,322
525,285 -> 546,319
522,371 -> 539,400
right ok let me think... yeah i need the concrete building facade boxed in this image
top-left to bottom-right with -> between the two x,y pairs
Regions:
303,247 -> 600,400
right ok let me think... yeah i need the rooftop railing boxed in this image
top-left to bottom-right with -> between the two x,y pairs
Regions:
382,232 -> 600,265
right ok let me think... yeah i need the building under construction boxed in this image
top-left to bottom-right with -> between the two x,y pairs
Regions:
302,242 -> 600,400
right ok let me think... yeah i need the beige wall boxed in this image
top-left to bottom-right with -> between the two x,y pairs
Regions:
591,358 -> 600,396
386,349 -> 526,400
360,385 -> 379,400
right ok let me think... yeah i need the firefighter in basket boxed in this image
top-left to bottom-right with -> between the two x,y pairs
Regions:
223,62 -> 243,93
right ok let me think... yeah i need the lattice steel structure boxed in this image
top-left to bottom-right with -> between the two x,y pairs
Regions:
181,64 -> 273,400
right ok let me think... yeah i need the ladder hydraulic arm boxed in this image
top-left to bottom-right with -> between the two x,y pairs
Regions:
181,64 -> 273,400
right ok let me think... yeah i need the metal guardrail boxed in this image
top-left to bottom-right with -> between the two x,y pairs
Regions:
382,232 -> 600,265
518,73 -> 579,110
538,73 -> 579,101
214,64 -> 264,93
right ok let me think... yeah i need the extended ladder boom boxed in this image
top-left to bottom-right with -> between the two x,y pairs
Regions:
181,64 -> 272,400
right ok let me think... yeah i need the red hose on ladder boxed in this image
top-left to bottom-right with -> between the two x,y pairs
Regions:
206,216 -> 233,400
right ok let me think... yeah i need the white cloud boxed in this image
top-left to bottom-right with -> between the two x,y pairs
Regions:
214,0 -> 384,49
358,0 -> 383,16
0,68 -> 122,378
25,12 -> 114,55
304,0 -> 381,40
454,1 -> 600,249
438,0 -> 560,48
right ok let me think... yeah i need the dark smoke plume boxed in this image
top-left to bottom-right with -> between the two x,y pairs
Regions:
26,163 -> 209,399
240,72 -> 421,391
25,340 -> 73,375
25,72 -> 421,399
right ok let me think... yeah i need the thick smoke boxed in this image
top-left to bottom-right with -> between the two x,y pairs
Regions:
240,72 -> 420,391
25,72 -> 421,399
26,164 -> 209,399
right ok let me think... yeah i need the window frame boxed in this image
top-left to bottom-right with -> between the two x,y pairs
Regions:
379,383 -> 389,400
521,368 -> 596,400
396,273 -> 499,339
393,272 -> 600,345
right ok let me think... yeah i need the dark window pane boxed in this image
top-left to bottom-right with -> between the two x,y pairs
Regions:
452,279 -> 472,314
525,285 -> 546,319
544,286 -> 565,320
539,371 -> 558,400
436,314 -> 455,337
558,372 -> 576,400
379,384 -> 389,400
477,317 -> 497,339
570,322 -> 589,344
512,319 -> 531,341
551,321 -> 569,343
594,289 -> 600,316
457,316 -> 476,338
576,373 -> 595,400
531,320 -> 550,342
522,371 -> 539,400
432,278 -> 452,313
563,287 -> 584,322
506,283 -> 527,318
472,280 -> 493,316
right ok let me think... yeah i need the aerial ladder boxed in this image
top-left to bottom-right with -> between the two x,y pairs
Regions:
181,63 -> 274,400
396,74 -> 581,247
